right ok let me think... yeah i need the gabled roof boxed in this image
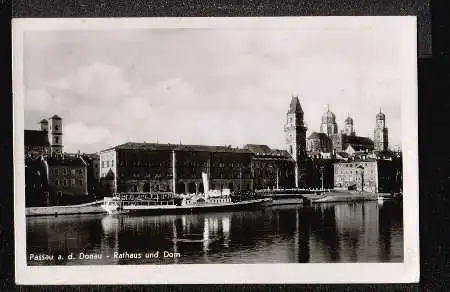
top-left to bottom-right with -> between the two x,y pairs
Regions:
102,142 -> 252,154
345,135 -> 374,146
46,155 -> 87,167
287,96 -> 303,114
308,132 -> 330,140
24,130 -> 50,147
244,144 -> 293,160
336,151 -> 349,158
243,144 -> 271,154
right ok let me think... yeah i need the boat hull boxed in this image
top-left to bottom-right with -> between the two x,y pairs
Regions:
102,198 -> 272,215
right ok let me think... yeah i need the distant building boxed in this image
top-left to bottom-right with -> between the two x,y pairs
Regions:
333,154 -> 402,193
25,155 -> 49,206
284,96 -> 308,187
320,106 -> 338,136
374,110 -> 389,151
80,153 -> 100,195
306,132 -> 332,154
343,115 -> 356,136
24,129 -> 51,157
47,154 -> 88,196
25,114 -> 64,156
331,133 -> 374,154
243,144 -> 295,189
305,157 -> 338,190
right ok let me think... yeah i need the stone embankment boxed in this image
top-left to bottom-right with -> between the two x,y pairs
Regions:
303,190 -> 379,203
26,200 -> 104,217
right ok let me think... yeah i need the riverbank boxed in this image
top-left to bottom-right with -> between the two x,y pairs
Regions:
303,190 -> 379,203
26,200 -> 104,217
25,191 -> 390,216
264,190 -> 383,205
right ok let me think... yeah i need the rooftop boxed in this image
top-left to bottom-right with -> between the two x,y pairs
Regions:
244,144 -> 293,159
24,130 -> 50,147
102,142 -> 253,154
50,114 -> 62,120
344,135 -> 374,146
308,132 -> 331,140
46,155 -> 87,167
287,96 -> 303,114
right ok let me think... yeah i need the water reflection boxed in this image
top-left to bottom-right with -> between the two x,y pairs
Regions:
27,201 -> 403,265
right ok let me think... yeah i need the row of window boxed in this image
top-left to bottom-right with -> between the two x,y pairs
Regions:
338,163 -> 373,168
102,160 -> 114,168
336,170 -> 375,175
52,168 -> 83,175
54,179 -> 84,186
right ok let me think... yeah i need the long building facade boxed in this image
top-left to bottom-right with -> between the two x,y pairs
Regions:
100,143 -> 255,194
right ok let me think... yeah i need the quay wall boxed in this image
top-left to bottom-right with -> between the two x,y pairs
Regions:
26,200 -> 104,216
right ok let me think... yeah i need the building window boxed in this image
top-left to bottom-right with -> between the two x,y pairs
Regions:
55,137 -> 59,144
55,125 -> 59,131
55,180 -> 59,185
64,180 -> 67,186
102,161 -> 105,168
55,169 -> 59,175
71,179 -> 75,185
79,179 -> 83,185
111,160 -> 114,167
107,161 -> 109,167
71,169 -> 76,175
63,168 -> 67,175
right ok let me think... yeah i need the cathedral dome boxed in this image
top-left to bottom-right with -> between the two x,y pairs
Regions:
321,109 -> 336,124
345,116 -> 353,124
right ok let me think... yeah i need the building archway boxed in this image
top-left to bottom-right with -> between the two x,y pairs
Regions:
198,183 -> 204,194
175,182 -> 185,194
188,182 -> 196,194
228,182 -> 234,191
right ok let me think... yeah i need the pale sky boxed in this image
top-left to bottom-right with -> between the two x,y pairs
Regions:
23,19 -> 408,154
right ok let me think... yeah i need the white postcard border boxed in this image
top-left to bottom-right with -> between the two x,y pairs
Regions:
13,16 -> 419,284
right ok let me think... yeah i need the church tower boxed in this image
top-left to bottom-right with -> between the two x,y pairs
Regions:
320,105 -> 338,136
284,96 -> 307,188
40,119 -> 48,132
48,115 -> 63,154
374,110 -> 388,151
344,115 -> 355,136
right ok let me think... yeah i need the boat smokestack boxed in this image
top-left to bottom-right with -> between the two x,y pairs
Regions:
202,172 -> 209,199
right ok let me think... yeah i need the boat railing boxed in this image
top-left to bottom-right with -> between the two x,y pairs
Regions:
112,192 -> 176,201
116,199 -> 176,206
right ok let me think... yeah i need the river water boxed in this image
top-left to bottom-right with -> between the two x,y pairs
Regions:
26,201 -> 403,265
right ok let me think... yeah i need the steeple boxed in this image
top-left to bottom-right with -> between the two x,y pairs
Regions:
287,96 -> 304,114
320,104 -> 338,136
374,109 -> 388,151
284,96 -> 307,188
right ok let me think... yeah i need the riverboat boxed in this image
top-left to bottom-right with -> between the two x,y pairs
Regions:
101,191 -> 272,215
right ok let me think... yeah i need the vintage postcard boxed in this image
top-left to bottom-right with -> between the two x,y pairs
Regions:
13,17 -> 419,284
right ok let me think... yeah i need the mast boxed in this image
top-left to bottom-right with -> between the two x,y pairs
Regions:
276,168 -> 279,190
239,167 -> 242,191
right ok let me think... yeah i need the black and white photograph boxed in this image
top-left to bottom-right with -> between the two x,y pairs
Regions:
13,17 -> 419,284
